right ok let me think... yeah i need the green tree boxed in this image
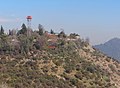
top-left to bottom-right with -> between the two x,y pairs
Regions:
50,29 -> 55,34
17,23 -> 27,35
18,35 -> 30,54
0,25 -> 4,35
58,31 -> 66,38
0,35 -> 9,54
38,24 -> 44,35
69,33 -> 79,39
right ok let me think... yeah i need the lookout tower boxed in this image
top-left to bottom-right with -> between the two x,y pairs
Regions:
26,16 -> 32,36
27,16 -> 32,29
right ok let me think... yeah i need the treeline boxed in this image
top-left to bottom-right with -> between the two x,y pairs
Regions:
0,23 -> 82,56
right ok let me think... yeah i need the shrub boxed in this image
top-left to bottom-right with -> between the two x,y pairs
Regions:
74,72 -> 83,80
70,78 -> 78,86
86,66 -> 95,73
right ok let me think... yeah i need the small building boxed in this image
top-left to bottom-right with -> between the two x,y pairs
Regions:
44,32 -> 58,49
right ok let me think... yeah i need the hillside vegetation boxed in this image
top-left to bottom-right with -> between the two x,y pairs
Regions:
0,24 -> 120,88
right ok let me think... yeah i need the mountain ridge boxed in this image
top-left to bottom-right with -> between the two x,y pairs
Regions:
94,38 -> 120,62
0,25 -> 119,88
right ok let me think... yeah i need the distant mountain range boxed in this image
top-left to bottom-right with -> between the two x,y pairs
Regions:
94,38 -> 120,62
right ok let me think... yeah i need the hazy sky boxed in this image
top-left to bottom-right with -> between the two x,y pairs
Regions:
0,0 -> 120,45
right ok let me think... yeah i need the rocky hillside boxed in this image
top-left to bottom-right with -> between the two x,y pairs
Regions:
80,43 -> 120,88
0,26 -> 119,88
94,38 -> 120,62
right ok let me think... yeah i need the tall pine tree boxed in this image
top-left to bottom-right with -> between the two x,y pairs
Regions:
17,23 -> 27,35
38,24 -> 44,36
0,25 -> 4,35
50,29 -> 55,34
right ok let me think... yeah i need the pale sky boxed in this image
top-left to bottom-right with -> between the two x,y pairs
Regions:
0,0 -> 120,45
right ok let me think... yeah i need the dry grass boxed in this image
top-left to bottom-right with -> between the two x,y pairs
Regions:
0,83 -> 11,88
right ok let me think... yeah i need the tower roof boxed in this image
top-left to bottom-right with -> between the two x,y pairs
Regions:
27,16 -> 32,19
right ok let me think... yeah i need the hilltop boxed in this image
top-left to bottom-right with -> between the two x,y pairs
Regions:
0,24 -> 120,88
94,38 -> 120,62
